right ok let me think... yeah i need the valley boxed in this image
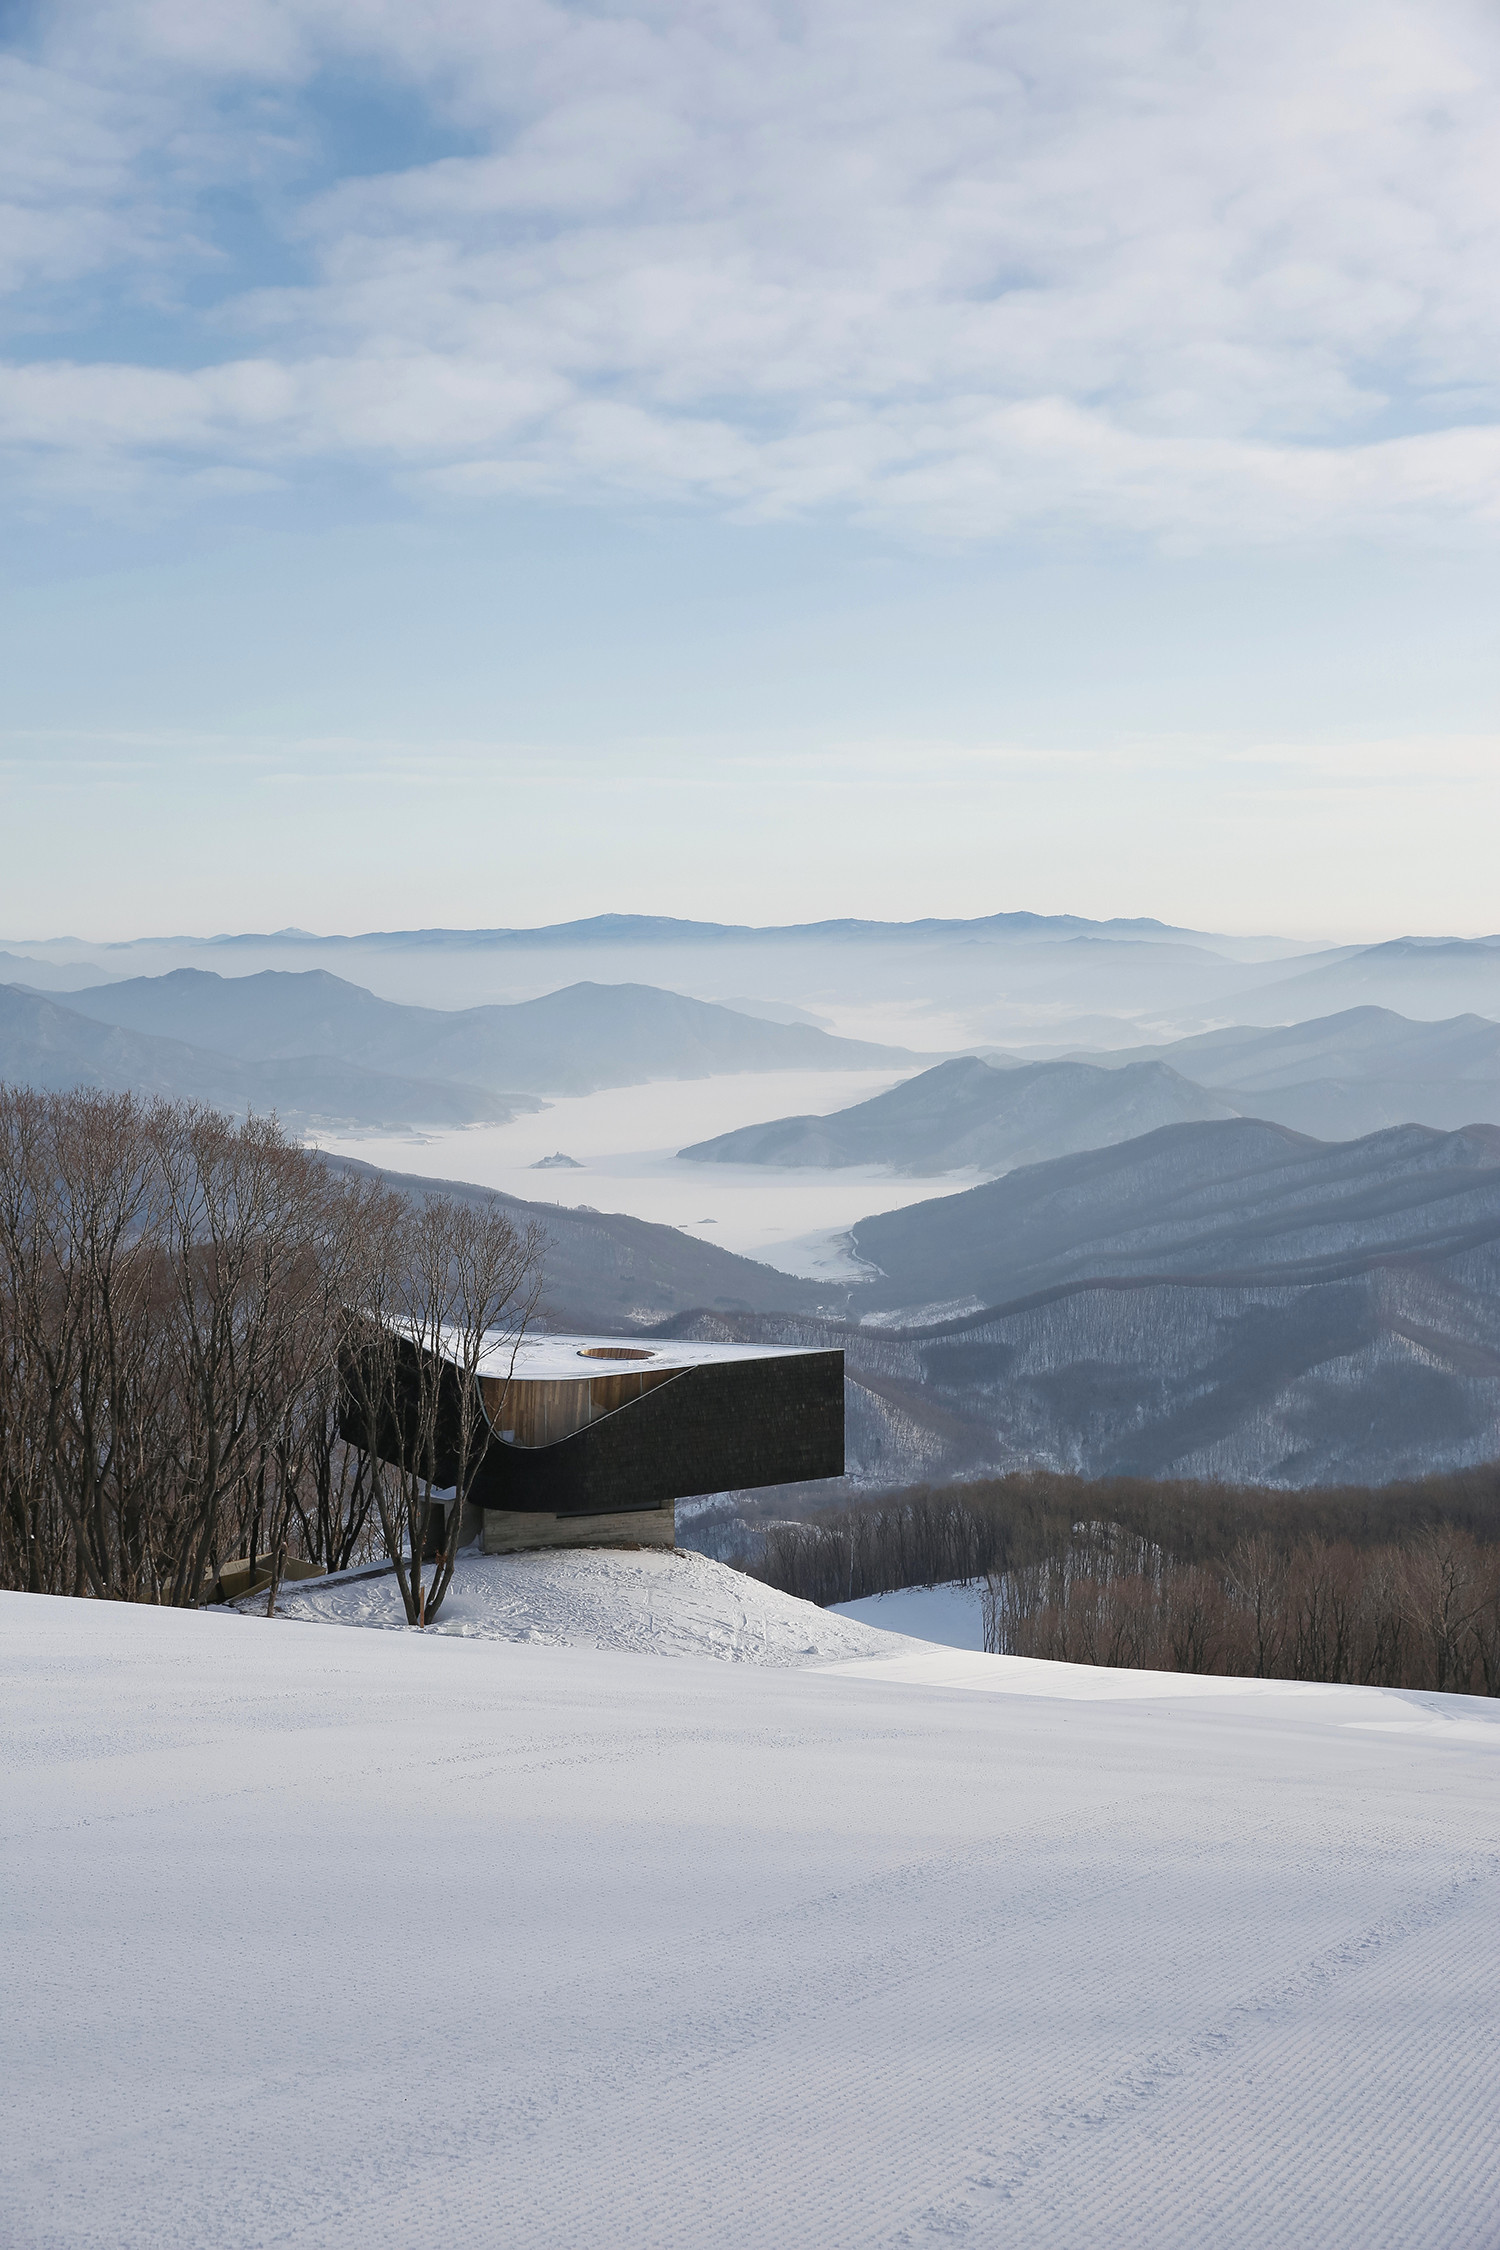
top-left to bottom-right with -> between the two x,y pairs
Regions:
6,910 -> 1500,1495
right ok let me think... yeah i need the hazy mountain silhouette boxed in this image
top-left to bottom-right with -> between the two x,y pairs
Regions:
7,912 -> 1323,1028
50,969 -> 920,1096
0,951 -> 114,993
679,1054 -> 1240,1174
1068,1006 -> 1500,1139
1234,939 -> 1500,1024
19,916 -> 1500,1043
0,986 -> 523,1129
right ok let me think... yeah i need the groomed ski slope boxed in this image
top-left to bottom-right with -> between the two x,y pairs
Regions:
4,1560 -> 1499,2250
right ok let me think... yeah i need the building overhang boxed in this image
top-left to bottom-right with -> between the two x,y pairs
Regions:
340,1330 -> 845,1517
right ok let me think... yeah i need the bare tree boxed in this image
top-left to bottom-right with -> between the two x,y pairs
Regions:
0,1088 -> 176,1601
0,1090 -> 64,1593
340,1189 -> 544,1626
1225,1535 -> 1286,1679
280,1355 -> 381,1578
148,1106 -> 345,1607
0,1090 -> 543,1615
1401,1528 -> 1486,1693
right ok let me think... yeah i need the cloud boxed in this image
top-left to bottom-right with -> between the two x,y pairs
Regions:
1234,735 -> 1500,783
5,0 -> 1500,543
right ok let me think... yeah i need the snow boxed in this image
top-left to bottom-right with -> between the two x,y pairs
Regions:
5,1569 -> 1500,2250
474,1330 -> 827,1380
257,1546 -> 917,1667
831,1577 -> 987,1650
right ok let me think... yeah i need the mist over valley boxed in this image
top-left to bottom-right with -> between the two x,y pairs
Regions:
10,908 -> 1496,1496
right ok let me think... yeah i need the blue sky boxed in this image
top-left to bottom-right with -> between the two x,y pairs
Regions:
3,0 -> 1498,940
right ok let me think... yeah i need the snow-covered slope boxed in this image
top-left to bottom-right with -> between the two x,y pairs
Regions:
831,1577 -> 987,1650
5,1589 -> 1498,2250
259,1546 -> 916,1666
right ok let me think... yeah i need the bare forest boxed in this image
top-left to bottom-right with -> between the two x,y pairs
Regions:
0,1086 -> 542,1625
757,1470 -> 1500,1696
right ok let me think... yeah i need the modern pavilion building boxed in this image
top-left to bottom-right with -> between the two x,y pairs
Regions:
343,1330 -> 845,1553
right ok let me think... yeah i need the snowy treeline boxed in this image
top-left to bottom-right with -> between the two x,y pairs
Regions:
0,1086 -> 540,1618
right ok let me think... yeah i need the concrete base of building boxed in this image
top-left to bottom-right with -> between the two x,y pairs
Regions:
480,1502 -> 676,1555
208,1555 -> 329,1604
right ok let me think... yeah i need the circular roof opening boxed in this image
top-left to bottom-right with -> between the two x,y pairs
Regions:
577,1345 -> 655,1362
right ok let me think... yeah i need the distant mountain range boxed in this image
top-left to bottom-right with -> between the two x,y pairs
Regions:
0,969 -> 918,1127
816,1118 -> 1500,1489
1074,1006 -> 1500,1140
680,1054 -> 1240,1173
680,1008 -> 1500,1176
6,922 -> 1500,1491
9,917 -> 1500,1046
354,1115 -> 1500,1492
0,950 -> 114,993
844,1116 -> 1500,1313
5,908 -> 1311,962
0,986 -> 530,1130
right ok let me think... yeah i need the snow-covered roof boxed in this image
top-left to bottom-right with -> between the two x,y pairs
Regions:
474,1330 -> 834,1383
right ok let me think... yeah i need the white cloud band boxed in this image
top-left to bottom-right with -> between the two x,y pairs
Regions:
5,0 -> 1499,543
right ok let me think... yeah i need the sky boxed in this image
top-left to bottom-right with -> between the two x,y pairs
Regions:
2,0 -> 1498,942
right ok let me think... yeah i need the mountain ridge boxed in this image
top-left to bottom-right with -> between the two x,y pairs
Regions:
682,1007 -> 1500,1176
340,1121 -> 1500,1491
846,1116 -> 1500,1313
0,985 -> 527,1130
680,1053 -> 1242,1174
30,968 -> 922,1104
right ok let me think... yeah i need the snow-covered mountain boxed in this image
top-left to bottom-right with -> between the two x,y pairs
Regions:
658,1120 -> 1500,1490
332,1118 -> 1500,1488
9,925 -> 1500,1490
845,1116 -> 1500,1311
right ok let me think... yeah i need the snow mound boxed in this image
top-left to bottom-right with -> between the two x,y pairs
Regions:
255,1545 -> 919,1666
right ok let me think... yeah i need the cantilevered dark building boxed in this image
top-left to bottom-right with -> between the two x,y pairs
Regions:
345,1331 -> 845,1553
